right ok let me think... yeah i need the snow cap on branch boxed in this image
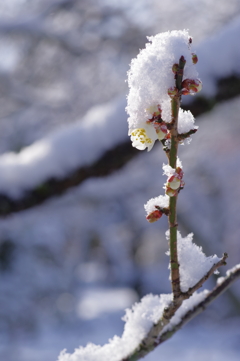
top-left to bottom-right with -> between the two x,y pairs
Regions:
162,158 -> 182,177
144,194 -> 169,214
166,231 -> 221,292
58,294 -> 172,361
126,30 -> 200,151
144,194 -> 169,222
178,109 -> 198,134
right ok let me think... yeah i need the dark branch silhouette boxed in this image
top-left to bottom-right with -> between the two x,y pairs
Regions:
0,75 -> 240,216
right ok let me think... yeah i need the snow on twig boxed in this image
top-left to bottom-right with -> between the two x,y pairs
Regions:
58,265 -> 240,361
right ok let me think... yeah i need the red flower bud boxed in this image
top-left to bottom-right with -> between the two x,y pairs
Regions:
146,210 -> 163,223
168,87 -> 178,98
180,180 -> 185,188
165,187 -> 178,197
166,133 -> 171,139
180,55 -> 186,63
181,79 -> 202,95
175,167 -> 184,179
191,53 -> 198,64
172,63 -> 179,74
167,176 -> 181,190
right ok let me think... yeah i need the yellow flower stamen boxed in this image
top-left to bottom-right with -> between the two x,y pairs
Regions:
131,128 -> 152,144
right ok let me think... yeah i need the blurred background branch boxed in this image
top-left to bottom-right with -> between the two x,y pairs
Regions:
0,74 -> 240,216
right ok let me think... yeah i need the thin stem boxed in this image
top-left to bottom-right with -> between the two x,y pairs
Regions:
168,56 -> 185,302
168,95 -> 181,301
176,56 -> 186,91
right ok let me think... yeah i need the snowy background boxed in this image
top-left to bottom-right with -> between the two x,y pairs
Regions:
0,1 -> 240,360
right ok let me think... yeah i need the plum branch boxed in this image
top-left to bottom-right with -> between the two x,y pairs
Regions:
57,30 -> 240,361
120,260 -> 239,361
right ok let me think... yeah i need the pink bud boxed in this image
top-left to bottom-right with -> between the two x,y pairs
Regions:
175,167 -> 184,179
166,132 -> 171,139
180,180 -> 185,188
168,87 -> 178,98
181,79 -> 202,95
165,187 -> 178,197
146,210 -> 163,223
180,55 -> 186,66
191,53 -> 198,64
167,176 -> 181,190
181,89 -> 189,96
172,63 -> 179,74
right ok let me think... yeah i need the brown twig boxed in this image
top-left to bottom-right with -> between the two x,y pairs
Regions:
168,57 -> 185,302
177,128 -> 198,141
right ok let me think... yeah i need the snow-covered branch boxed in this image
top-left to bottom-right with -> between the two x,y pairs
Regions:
0,76 -> 239,216
158,264 -> 240,346
58,265 -> 240,361
180,252 -> 228,299
0,140 -> 136,215
0,16 -> 240,215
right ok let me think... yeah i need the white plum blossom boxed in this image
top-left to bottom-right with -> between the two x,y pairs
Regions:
130,122 -> 160,151
126,30 -> 200,151
130,104 -> 168,151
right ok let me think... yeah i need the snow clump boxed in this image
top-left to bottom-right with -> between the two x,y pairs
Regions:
144,194 -> 169,215
126,30 -> 200,151
166,231 -> 221,293
58,293 -> 172,361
